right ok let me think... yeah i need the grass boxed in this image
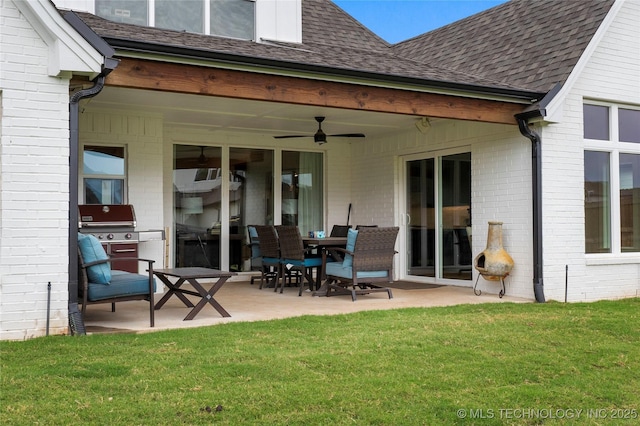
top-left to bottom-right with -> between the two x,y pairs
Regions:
2,299 -> 639,425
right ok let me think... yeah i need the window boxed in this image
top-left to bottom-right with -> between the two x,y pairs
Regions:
210,0 -> 255,39
281,151 -> 323,236
82,145 -> 126,204
95,0 -> 255,39
584,103 -> 640,254
156,0 -> 203,33
95,0 -> 148,26
584,151 -> 611,253
619,109 -> 640,143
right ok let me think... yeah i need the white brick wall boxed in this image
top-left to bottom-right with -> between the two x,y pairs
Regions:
1,1 -> 73,340
540,0 -> 640,302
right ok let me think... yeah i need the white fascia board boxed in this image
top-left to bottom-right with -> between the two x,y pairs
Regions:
542,0 -> 626,123
12,0 -> 103,78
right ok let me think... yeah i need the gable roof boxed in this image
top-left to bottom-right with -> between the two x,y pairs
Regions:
63,0 -> 616,101
391,0 -> 615,93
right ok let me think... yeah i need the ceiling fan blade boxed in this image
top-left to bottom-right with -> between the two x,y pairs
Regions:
273,135 -> 313,139
273,117 -> 365,141
328,133 -> 366,138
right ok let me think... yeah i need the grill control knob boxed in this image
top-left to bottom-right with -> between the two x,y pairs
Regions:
125,233 -> 132,240
107,233 -> 114,240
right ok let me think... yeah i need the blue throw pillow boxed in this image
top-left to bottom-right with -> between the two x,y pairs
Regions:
343,229 -> 358,267
78,233 -> 111,285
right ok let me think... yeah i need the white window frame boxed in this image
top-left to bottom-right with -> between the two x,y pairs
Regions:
96,0 -> 255,39
584,100 -> 640,264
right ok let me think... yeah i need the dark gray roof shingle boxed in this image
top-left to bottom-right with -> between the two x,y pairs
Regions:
391,0 -> 615,93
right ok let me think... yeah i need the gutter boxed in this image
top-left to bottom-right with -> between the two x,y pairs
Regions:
102,37 -> 544,103
514,83 -> 560,303
64,11 -> 119,335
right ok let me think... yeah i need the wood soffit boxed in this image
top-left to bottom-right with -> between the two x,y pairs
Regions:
104,58 -> 525,125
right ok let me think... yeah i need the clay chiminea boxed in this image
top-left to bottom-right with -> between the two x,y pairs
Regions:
474,222 -> 513,297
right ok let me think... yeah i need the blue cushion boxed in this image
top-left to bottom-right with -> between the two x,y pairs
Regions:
325,262 -> 388,279
282,256 -> 323,268
87,270 -> 156,301
78,233 -> 111,285
262,256 -> 280,266
248,226 -> 258,238
343,229 -> 358,267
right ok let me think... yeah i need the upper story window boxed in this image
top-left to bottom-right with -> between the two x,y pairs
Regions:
95,0 -> 255,40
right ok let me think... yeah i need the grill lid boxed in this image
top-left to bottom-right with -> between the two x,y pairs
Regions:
78,204 -> 137,229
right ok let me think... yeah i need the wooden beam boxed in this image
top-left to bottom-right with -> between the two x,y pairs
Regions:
106,58 -> 524,125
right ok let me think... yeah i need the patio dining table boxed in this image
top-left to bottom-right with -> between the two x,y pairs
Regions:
153,267 -> 237,320
302,236 -> 347,296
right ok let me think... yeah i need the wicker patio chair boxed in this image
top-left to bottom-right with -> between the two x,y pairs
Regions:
326,224 -> 352,262
275,225 -> 323,295
247,225 -> 263,284
254,225 -> 281,290
330,224 -> 351,237
324,226 -> 399,301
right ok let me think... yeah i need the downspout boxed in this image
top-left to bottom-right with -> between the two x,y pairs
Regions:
64,11 -> 119,334
68,75 -> 108,335
516,114 -> 545,303
514,82 -> 562,303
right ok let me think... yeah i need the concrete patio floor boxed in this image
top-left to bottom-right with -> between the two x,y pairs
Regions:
82,279 -> 530,334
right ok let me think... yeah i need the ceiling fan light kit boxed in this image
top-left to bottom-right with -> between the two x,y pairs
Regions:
274,116 -> 365,144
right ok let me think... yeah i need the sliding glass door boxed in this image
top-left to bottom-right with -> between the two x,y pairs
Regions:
405,152 -> 471,281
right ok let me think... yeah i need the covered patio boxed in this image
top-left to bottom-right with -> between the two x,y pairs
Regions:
82,280 -> 528,334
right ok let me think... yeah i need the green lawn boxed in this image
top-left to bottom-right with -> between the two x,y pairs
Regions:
2,299 -> 639,425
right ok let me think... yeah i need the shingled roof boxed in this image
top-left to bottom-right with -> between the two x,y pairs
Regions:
392,0 -> 615,93
65,0 -> 614,98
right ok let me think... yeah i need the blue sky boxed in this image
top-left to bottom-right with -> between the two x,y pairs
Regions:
333,0 -> 507,44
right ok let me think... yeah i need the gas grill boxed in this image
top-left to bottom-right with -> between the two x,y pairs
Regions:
78,204 -> 140,272
78,204 -> 139,243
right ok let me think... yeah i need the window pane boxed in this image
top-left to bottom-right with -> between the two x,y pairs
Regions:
584,151 -> 611,253
83,146 -> 125,175
619,109 -> 640,143
441,153 -> 472,280
156,0 -> 203,33
282,151 -> 323,236
84,178 -> 124,204
173,145 -> 222,268
210,0 -> 255,39
583,104 -> 609,140
230,148 -> 273,272
406,158 -> 435,278
620,154 -> 640,252
96,0 -> 148,25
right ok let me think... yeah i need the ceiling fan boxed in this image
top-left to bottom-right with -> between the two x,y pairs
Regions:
198,146 -> 207,165
273,116 -> 365,145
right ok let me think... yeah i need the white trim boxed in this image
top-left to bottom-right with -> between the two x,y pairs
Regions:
543,0 -> 626,123
12,0 -> 103,77
586,254 -> 640,265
